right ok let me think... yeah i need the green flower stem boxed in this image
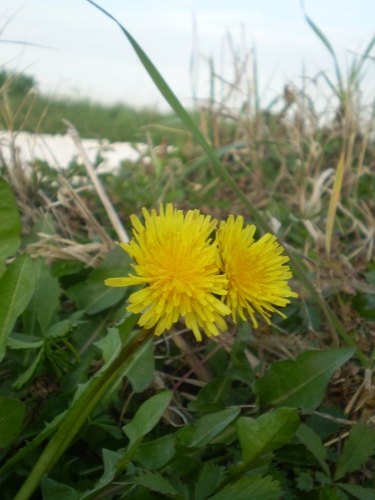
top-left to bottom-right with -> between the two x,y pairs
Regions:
15,328 -> 153,500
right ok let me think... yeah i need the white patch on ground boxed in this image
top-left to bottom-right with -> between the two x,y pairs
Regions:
0,131 -> 148,173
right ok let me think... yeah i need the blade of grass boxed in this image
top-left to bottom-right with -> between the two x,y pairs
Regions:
326,150 -> 345,255
304,14 -> 344,99
86,0 -> 368,367
350,34 -> 375,89
85,0 -> 268,232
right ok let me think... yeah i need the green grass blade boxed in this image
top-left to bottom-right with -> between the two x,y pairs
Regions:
305,15 -> 344,98
85,0 -> 269,233
350,34 -> 375,87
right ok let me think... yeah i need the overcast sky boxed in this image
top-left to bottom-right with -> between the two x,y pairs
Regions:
1,1 -> 374,110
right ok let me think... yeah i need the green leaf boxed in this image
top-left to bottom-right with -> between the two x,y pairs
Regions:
73,333 -> 151,403
195,463 -> 225,500
209,475 -> 282,500
177,407 -> 240,448
66,246 -> 131,315
94,328 -> 122,363
0,397 -> 26,448
0,254 -> 36,361
127,338 -> 154,392
338,483 -> 375,500
189,375 -> 231,413
95,448 -> 123,489
296,424 -> 330,475
0,177 -> 21,266
134,471 -> 177,496
45,319 -> 81,339
237,408 -> 300,464
334,423 -> 375,480
41,477 -> 79,500
310,486 -> 342,499
135,434 -> 176,469
255,348 -> 355,412
12,348 -> 44,389
23,258 -> 60,335
7,333 -> 43,350
67,448 -> 123,499
315,471 -> 332,486
296,471 -> 314,492
90,245 -> 132,280
123,391 -> 172,445
66,280 -> 126,315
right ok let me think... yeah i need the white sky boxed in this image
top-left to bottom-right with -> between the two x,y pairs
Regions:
0,0 -> 374,110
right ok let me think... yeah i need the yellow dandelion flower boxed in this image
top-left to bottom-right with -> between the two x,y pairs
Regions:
217,215 -> 298,328
105,204 -> 231,341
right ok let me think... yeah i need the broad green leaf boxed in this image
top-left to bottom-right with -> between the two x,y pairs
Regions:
0,254 -> 36,361
177,407 -> 240,448
41,477 -> 79,500
52,260 -> 84,278
127,338 -> 154,392
66,247 -> 131,315
134,471 -> 177,496
0,397 -> 26,448
237,408 -> 300,464
338,483 -> 375,500
123,391 -> 172,445
90,245 -> 132,280
209,475 -> 282,500
135,434 -> 176,469
334,423 -> 375,480
66,280 -> 126,315
7,333 -> 43,350
296,423 -> 330,475
255,348 -> 355,412
0,177 -> 21,267
23,258 -> 60,335
195,463 -> 225,500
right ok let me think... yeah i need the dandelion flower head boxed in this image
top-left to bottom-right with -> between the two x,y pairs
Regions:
217,215 -> 298,328
105,204 -> 230,341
